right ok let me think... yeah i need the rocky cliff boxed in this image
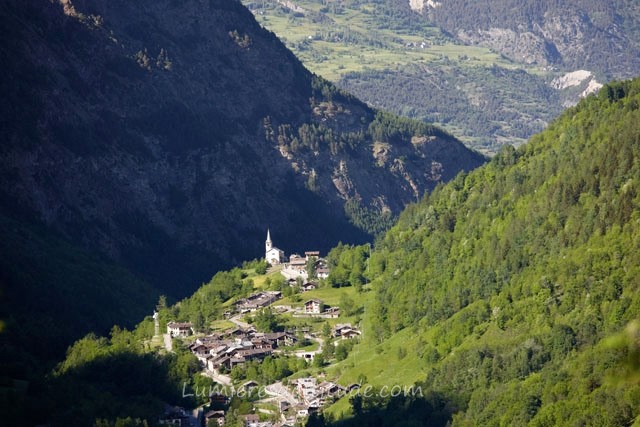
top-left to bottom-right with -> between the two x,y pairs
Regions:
414,0 -> 640,79
0,0 -> 484,296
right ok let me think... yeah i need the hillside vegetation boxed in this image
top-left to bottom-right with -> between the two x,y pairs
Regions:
323,78 -> 640,425
242,0 -> 618,153
29,79 -> 640,427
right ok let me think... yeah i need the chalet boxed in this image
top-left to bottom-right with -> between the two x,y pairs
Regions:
242,413 -> 260,427
296,377 -> 318,403
236,291 -> 282,312
204,410 -> 225,426
316,267 -> 330,279
302,282 -> 317,292
289,254 -> 307,267
304,299 -> 323,314
305,251 -> 320,260
333,324 -> 352,337
250,337 -> 274,349
318,381 -> 344,397
236,347 -> 273,361
324,306 -> 340,318
341,329 -> 361,339
262,331 -> 297,347
208,355 -> 231,371
166,321 -> 193,337
333,323 -> 361,338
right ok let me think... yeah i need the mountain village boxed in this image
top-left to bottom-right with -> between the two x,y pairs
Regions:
160,231 -> 362,427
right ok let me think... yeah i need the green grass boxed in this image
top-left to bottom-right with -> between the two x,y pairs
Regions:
245,0 -> 521,81
279,285 -> 362,307
243,265 -> 282,289
327,327 -> 428,388
210,319 -> 235,331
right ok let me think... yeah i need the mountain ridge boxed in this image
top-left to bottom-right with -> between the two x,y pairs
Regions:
0,0 -> 484,299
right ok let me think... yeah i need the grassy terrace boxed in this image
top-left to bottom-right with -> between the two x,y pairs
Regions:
244,0 -> 525,81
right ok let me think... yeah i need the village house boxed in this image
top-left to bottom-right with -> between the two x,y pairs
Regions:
242,413 -> 260,427
236,291 -> 282,312
289,254 -> 307,268
341,329 -> 361,339
294,377 -> 345,408
281,254 -> 308,280
304,299 -> 323,314
316,267 -> 330,279
166,321 -> 193,337
318,381 -> 345,397
333,323 -> 361,339
295,377 -> 318,403
295,405 -> 314,418
302,282 -> 317,292
304,251 -> 320,260
281,253 -> 330,281
204,410 -> 225,426
258,331 -> 297,347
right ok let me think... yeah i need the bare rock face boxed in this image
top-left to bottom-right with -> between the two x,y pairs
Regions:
0,0 -> 484,296
422,0 -> 640,79
457,28 -> 557,66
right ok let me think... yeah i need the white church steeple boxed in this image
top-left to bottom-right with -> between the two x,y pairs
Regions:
265,229 -> 272,253
265,228 -> 284,265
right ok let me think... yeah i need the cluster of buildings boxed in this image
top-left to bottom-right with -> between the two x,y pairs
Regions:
265,230 -> 330,281
167,321 -> 194,337
188,327 -> 297,372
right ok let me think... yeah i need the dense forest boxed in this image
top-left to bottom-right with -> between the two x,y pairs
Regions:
341,78 -> 640,425
339,62 -> 561,151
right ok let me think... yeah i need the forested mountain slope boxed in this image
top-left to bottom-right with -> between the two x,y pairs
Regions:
241,0 -> 634,153
20,79 -> 640,426
327,78 -> 640,425
0,0 -> 484,301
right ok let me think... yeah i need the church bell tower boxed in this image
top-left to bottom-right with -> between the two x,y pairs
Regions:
265,229 -> 272,257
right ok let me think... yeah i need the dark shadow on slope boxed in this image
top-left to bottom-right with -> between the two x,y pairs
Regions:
307,386 -> 460,427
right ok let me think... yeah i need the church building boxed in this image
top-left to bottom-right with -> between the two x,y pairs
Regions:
265,229 -> 285,265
